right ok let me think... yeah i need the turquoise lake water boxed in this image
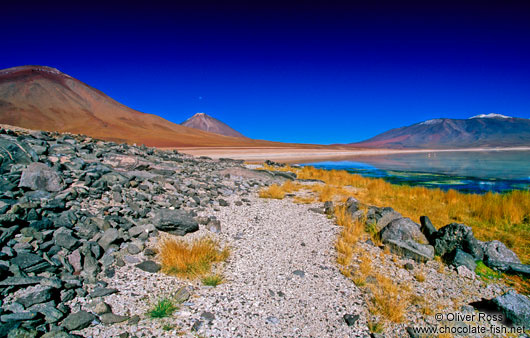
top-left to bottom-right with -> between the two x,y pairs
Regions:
302,151 -> 530,193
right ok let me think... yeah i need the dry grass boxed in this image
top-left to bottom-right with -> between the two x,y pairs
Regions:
414,271 -> 426,282
334,205 -> 365,266
368,273 -> 410,322
158,236 -> 229,279
258,180 -> 305,200
258,184 -> 286,199
293,195 -> 316,204
265,164 -> 530,263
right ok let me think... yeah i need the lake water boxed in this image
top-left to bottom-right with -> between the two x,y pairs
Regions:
302,150 -> 530,193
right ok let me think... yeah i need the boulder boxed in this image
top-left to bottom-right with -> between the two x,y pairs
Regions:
432,223 -> 483,260
19,163 -> 63,192
0,136 -> 37,173
482,240 -> 520,266
380,218 -> 428,244
486,261 -> 530,277
419,216 -> 437,243
151,209 -> 199,236
384,239 -> 434,262
447,249 -> 477,272
492,290 -> 530,327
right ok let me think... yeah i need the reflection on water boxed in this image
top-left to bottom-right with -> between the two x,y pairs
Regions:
303,151 -> 530,193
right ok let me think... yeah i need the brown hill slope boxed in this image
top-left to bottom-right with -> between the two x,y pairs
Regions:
0,65 -> 303,148
182,113 -> 246,138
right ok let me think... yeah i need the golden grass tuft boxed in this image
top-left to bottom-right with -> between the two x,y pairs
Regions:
258,180 -> 305,200
258,184 -> 286,199
414,271 -> 426,282
158,236 -> 229,279
368,274 -> 410,322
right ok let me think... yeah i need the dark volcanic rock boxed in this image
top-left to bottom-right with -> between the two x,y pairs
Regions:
135,260 -> 161,273
380,217 -> 428,244
16,285 -> 54,308
61,310 -> 96,331
343,314 -> 359,326
492,290 -> 530,327
10,253 -> 45,271
151,209 -> 199,236
90,287 -> 118,298
99,313 -> 129,324
432,223 -> 483,260
482,240 -> 520,266
447,249 -> 477,272
384,239 -> 434,262
419,215 -> 437,243
54,228 -> 79,250
0,136 -> 37,172
19,163 -> 63,192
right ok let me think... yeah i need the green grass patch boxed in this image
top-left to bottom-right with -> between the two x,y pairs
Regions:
162,324 -> 175,331
147,298 -> 178,318
367,320 -> 384,333
202,274 -> 224,286
475,261 -> 503,280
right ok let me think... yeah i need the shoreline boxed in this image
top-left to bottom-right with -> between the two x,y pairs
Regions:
176,146 -> 530,163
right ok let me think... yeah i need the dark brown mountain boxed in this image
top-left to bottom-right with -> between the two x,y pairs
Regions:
181,113 -> 246,138
352,114 -> 530,149
0,65 -> 291,148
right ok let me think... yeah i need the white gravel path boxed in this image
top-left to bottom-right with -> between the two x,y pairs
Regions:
193,196 -> 369,337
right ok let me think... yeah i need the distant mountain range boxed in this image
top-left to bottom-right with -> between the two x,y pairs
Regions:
181,113 -> 246,138
0,65 -> 294,148
1,65 -> 529,150
353,114 -> 530,149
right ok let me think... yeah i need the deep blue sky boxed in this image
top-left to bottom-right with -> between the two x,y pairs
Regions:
2,1 -> 530,144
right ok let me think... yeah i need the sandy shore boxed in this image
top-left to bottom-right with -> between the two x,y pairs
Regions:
176,146 -> 530,163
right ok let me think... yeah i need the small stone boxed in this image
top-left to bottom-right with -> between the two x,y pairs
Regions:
98,228 -> 120,251
191,319 -> 203,332
135,260 -> 161,273
90,287 -> 118,298
343,314 -> 359,326
265,316 -> 279,325
0,311 -> 37,322
174,286 -> 191,303
128,315 -> 140,325
404,263 -> 414,271
54,229 -> 78,250
200,311 -> 215,323
61,310 -> 96,331
292,270 -> 305,277
94,302 -> 112,315
99,313 -> 129,324
126,244 -> 141,255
